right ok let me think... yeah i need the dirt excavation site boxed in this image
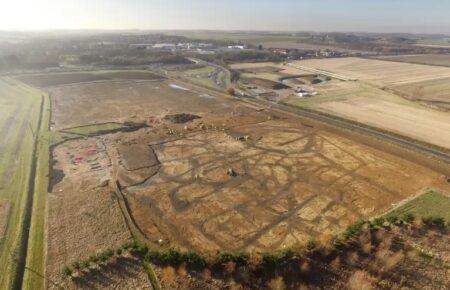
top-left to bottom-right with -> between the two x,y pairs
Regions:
18,71 -> 450,285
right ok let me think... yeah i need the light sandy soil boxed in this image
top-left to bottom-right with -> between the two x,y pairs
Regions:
293,57 -> 450,85
46,79 -> 235,130
318,97 -> 450,149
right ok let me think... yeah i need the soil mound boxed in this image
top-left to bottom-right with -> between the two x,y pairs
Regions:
164,113 -> 201,124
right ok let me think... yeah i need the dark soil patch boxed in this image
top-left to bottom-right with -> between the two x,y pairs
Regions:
164,113 -> 201,124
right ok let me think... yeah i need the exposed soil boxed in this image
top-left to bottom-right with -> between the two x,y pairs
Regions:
41,74 -> 450,288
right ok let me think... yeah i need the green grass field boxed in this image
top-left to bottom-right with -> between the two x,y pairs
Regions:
22,94 -> 50,290
386,190 -> 450,222
0,77 -> 49,290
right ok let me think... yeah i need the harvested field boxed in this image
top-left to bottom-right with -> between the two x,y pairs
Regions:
316,96 -> 450,149
16,70 -> 163,88
293,57 -> 450,85
392,77 -> 450,111
266,57 -> 450,148
374,54 -> 450,67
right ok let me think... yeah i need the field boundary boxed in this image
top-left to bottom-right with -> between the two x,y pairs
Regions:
22,93 -> 53,290
11,96 -> 45,290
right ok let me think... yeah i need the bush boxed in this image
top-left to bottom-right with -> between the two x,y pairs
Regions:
129,240 -> 149,257
306,239 -> 317,252
71,261 -> 80,270
88,255 -> 99,264
342,220 -> 365,241
401,213 -> 415,224
370,217 -> 385,228
386,215 -> 399,225
215,251 -> 249,266
262,249 -> 294,267
422,216 -> 446,229
182,251 -> 207,267
63,265 -> 73,276
80,260 -> 90,269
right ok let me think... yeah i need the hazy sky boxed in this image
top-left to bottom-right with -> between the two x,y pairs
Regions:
1,0 -> 450,34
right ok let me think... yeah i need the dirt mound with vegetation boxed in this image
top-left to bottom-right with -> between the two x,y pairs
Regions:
164,113 -> 201,124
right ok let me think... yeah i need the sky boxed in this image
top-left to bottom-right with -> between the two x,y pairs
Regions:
1,0 -> 450,34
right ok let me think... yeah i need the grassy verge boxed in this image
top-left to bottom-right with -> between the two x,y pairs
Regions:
22,94 -> 51,290
385,190 -> 450,222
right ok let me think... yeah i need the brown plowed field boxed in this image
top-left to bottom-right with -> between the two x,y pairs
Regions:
32,71 -> 449,282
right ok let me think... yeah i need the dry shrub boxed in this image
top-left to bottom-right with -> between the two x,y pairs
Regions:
330,256 -> 341,272
230,283 -> 244,290
346,251 -> 359,266
161,266 -> 176,285
267,276 -> 286,290
317,233 -> 335,254
362,242 -> 373,255
383,250 -> 405,271
248,252 -> 263,270
347,270 -> 376,290
377,234 -> 393,251
297,283 -> 310,290
178,264 -> 188,277
405,249 -> 419,259
299,260 -> 311,273
200,268 -> 212,280
224,261 -> 237,274
358,230 -> 372,245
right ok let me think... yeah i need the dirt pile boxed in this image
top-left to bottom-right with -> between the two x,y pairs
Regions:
164,113 -> 201,124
